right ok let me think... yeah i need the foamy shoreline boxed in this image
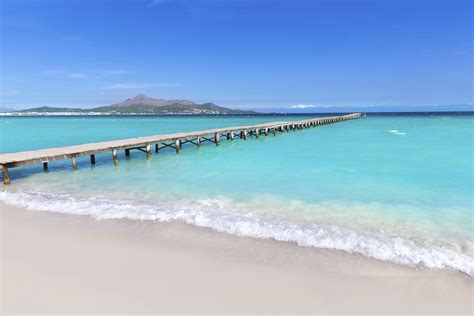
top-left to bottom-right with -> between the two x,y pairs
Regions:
1,202 -> 472,314
1,188 -> 472,277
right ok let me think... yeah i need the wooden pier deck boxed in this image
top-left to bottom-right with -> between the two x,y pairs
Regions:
0,113 -> 364,184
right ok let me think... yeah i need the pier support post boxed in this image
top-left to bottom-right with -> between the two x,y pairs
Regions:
72,156 -> 77,170
175,140 -> 181,153
197,137 -> 201,147
125,149 -> 130,157
43,162 -> 48,172
273,128 -> 276,136
91,154 -> 96,165
112,149 -> 118,166
230,131 -> 234,140
255,129 -> 259,138
243,130 -> 247,140
2,166 -> 10,185
264,128 -> 268,136
146,144 -> 151,157
214,133 -> 220,146
155,144 -> 159,153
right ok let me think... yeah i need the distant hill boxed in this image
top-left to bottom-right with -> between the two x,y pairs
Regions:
19,106 -> 84,113
14,94 -> 257,115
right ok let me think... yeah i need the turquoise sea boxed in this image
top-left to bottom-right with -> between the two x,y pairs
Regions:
0,114 -> 472,276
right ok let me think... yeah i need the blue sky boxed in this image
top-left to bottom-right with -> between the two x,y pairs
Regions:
1,0 -> 472,110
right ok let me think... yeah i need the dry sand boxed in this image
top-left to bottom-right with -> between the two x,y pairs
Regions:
1,202 -> 472,314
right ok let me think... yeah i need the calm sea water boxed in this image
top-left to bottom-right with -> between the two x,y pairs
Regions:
0,114 -> 473,275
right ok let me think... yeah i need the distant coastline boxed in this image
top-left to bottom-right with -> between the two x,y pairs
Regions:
2,95 -> 471,117
0,94 -> 258,116
1,111 -> 472,117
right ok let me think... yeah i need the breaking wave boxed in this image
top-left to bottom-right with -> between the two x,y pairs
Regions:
0,189 -> 472,276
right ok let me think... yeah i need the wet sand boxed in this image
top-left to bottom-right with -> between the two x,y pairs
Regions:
1,202 -> 472,314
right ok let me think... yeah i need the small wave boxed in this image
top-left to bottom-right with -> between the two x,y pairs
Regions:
0,189 -> 472,276
389,130 -> 407,136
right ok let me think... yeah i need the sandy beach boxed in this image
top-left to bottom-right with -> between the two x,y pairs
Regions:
1,201 -> 472,314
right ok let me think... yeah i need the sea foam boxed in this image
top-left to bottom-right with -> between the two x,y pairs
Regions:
0,189 -> 472,276
389,130 -> 407,135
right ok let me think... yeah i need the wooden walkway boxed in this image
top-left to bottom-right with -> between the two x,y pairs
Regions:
0,113 -> 364,184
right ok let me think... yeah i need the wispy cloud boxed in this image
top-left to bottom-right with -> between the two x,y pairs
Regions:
67,72 -> 88,79
99,70 -> 129,76
0,90 -> 21,97
60,35 -> 95,45
61,35 -> 83,42
290,104 -> 316,109
40,69 -> 128,79
149,0 -> 174,6
451,49 -> 468,55
101,82 -> 179,89
40,69 -> 87,79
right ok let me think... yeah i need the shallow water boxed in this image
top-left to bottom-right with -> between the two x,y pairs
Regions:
1,114 -> 472,275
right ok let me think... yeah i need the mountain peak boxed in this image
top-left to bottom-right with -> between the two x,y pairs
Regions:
132,93 -> 151,99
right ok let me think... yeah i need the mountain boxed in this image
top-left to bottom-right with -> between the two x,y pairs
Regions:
13,95 -> 257,115
91,94 -> 255,114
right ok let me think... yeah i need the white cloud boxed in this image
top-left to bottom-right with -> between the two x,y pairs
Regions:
149,0 -> 173,6
41,70 -> 87,79
40,69 -> 63,75
99,70 -> 129,76
61,36 -> 83,42
290,104 -> 316,109
67,73 -> 88,79
101,83 -> 179,89
0,90 -> 21,97
41,69 -> 128,79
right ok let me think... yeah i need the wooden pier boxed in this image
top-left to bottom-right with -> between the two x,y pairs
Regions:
0,113 -> 364,184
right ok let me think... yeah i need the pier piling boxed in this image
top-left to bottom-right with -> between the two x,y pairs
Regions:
175,140 -> 181,153
146,144 -> 151,157
2,167 -> 10,185
112,149 -> 118,166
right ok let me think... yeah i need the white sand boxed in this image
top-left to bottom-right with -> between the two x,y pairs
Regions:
1,202 -> 472,314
